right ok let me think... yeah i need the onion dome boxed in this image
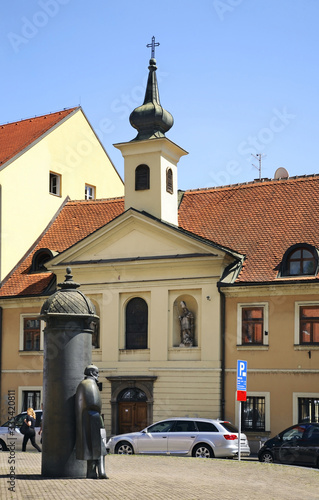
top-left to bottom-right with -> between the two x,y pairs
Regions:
40,267 -> 98,319
129,58 -> 174,141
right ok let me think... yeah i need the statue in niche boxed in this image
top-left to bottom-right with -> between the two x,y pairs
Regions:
75,365 -> 108,479
179,301 -> 194,347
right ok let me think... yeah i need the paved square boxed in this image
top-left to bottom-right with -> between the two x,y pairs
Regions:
0,451 -> 318,499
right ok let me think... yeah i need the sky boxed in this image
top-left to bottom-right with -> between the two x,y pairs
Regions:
1,0 -> 319,191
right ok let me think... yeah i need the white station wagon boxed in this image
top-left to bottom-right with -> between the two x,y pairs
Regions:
106,417 -> 250,458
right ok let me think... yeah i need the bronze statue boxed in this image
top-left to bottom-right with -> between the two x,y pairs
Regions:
179,301 -> 194,347
75,365 -> 108,479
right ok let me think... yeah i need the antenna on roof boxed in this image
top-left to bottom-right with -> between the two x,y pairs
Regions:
251,153 -> 266,180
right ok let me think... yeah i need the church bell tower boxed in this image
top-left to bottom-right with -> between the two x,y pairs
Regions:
114,37 -> 187,226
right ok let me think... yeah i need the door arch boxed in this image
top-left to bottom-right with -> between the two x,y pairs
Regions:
118,388 -> 147,434
107,376 -> 157,435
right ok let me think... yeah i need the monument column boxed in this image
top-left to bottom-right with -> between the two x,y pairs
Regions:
40,268 -> 99,478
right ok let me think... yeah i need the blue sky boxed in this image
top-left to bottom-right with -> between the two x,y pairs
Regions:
1,0 -> 318,190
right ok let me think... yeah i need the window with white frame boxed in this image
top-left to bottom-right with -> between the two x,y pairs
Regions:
49,172 -> 61,196
85,184 -> 96,200
293,393 -> 319,424
241,396 -> 266,431
237,303 -> 269,345
237,392 -> 270,431
295,302 -> 319,345
18,386 -> 42,413
20,315 -> 44,351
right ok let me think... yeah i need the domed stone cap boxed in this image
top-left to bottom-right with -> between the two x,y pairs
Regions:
129,58 -> 174,141
40,267 -> 98,319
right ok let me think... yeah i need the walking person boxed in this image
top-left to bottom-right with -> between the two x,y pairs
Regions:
22,408 -> 41,452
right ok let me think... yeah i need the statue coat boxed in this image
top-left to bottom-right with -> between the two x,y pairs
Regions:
75,378 -> 106,460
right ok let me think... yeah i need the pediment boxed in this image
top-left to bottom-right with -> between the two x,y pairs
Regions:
49,210 -> 229,266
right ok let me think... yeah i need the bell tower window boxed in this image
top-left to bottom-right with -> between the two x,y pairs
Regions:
135,164 -> 150,191
166,168 -> 173,194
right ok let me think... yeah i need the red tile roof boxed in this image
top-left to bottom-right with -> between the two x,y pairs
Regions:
0,198 -> 124,297
1,175 -> 319,297
0,108 -> 78,166
179,176 -> 319,283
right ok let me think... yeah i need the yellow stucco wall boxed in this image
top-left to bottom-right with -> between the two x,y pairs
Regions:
0,109 -> 124,281
224,287 -> 319,440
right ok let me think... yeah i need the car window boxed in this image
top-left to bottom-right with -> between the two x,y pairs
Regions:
305,425 -> 319,444
196,421 -> 218,432
14,414 -> 25,427
172,421 -> 197,432
282,425 -> 307,441
147,421 -> 175,433
35,412 -> 42,427
220,422 -> 238,433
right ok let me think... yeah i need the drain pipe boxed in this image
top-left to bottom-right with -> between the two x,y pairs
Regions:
0,307 -> 2,415
218,286 -> 226,420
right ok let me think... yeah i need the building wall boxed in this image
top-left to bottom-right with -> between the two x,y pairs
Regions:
1,301 -> 44,422
0,109 -> 124,281
224,286 -> 319,449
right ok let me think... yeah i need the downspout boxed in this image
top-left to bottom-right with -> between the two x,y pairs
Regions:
0,307 -> 2,416
218,286 -> 226,420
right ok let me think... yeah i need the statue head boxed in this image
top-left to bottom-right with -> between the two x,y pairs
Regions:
84,364 -> 99,382
180,301 -> 188,312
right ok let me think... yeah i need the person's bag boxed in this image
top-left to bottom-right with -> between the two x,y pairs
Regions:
20,422 -> 29,435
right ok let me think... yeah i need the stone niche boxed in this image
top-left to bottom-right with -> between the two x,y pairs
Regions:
172,294 -> 198,348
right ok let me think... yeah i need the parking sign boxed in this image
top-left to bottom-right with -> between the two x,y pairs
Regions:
237,360 -> 247,391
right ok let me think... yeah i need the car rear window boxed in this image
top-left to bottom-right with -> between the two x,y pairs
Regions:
195,421 -> 218,432
220,422 -> 238,433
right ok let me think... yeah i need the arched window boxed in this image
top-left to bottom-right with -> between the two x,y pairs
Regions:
125,298 -> 148,349
118,388 -> 147,402
31,248 -> 56,272
281,244 -> 318,276
135,164 -> 150,190
166,168 -> 173,194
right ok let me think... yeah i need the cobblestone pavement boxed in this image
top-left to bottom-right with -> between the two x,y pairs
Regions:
0,451 -> 318,500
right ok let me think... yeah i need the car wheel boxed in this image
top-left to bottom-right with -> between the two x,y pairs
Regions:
0,439 -> 8,451
192,443 -> 214,458
259,450 -> 274,463
115,441 -> 134,455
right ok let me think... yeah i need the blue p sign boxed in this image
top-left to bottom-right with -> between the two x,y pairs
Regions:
237,360 -> 247,391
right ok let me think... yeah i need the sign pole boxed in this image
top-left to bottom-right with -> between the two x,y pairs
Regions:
236,360 -> 247,462
238,400 -> 241,461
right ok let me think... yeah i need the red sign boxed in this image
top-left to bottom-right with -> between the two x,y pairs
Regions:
237,390 -> 247,401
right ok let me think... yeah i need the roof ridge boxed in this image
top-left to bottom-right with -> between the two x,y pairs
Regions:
66,196 -> 124,205
184,173 -> 319,193
0,106 -> 79,128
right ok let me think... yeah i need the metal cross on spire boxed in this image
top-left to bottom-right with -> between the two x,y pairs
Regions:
146,36 -> 160,58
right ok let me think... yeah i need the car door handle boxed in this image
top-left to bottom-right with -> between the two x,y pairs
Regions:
162,436 -> 167,438
191,436 -> 196,438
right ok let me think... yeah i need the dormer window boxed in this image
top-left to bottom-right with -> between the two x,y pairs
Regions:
31,249 -> 56,273
281,244 -> 318,277
135,164 -> 150,190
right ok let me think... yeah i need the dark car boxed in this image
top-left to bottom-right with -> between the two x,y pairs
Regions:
258,422 -> 319,468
